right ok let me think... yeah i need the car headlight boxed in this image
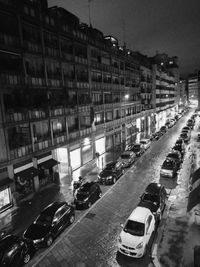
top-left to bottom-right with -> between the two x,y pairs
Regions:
33,237 -> 45,244
118,236 -> 122,243
107,176 -> 112,180
136,242 -> 143,249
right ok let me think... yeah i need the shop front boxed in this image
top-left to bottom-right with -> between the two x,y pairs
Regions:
14,160 -> 39,199
95,135 -> 105,155
0,170 -> 13,213
105,134 -> 113,150
37,152 -> 60,187
70,146 -> 81,171
82,137 -> 93,165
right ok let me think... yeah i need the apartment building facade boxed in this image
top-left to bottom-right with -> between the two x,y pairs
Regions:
188,72 -> 200,107
0,0 -> 179,213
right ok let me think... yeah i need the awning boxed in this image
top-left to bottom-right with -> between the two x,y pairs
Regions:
0,177 -> 13,187
191,168 -> 200,185
38,159 -> 59,169
187,184 -> 200,212
16,167 -> 39,181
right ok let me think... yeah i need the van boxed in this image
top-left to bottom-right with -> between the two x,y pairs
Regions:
118,206 -> 155,258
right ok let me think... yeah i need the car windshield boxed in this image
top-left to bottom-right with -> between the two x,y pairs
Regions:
105,163 -> 115,170
140,141 -> 147,145
133,145 -> 140,151
121,154 -> 130,159
124,220 -> 145,236
180,133 -> 187,138
168,153 -> 178,159
142,193 -> 159,203
162,160 -> 174,170
36,213 -> 53,225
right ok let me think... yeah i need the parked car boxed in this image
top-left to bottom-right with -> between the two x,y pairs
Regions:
197,133 -> 200,142
160,126 -> 167,133
131,143 -> 145,156
98,161 -> 124,184
181,128 -> 191,138
166,150 -> 182,167
23,202 -> 75,248
175,138 -> 186,153
173,144 -> 185,158
0,234 -> 35,267
138,183 -> 167,223
118,151 -> 136,167
187,119 -> 195,129
150,131 -> 163,141
74,181 -> 102,208
118,206 -> 156,258
180,132 -> 190,143
160,158 -> 178,178
140,139 -> 151,150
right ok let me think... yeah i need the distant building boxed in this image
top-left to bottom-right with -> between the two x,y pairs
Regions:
187,72 -> 200,107
179,79 -> 188,111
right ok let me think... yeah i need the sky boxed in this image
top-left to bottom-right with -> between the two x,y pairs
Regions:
48,0 -> 200,77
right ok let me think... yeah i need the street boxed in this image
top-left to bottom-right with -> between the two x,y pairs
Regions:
20,111 -> 193,267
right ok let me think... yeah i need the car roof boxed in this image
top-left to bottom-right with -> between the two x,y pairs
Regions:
144,182 -> 163,194
105,161 -> 117,168
42,202 -> 67,216
128,206 -> 152,223
140,138 -> 150,142
79,182 -> 96,191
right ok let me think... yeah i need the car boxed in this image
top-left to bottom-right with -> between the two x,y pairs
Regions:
173,144 -> 185,158
166,150 -> 182,167
98,161 -> 124,184
118,206 -> 156,258
140,139 -> 151,150
131,143 -> 145,156
160,126 -> 167,133
181,128 -> 191,138
150,131 -> 164,141
138,183 -> 167,223
175,138 -> 186,153
74,181 -> 102,208
23,202 -> 75,248
180,132 -> 190,143
197,133 -> 200,142
160,158 -> 178,178
187,119 -> 195,129
0,234 -> 35,267
182,126 -> 191,132
118,151 -> 136,167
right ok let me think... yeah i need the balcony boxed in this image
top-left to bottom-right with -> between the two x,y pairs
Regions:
0,73 -> 24,85
53,134 -> 67,145
68,130 -> 79,141
5,108 -> 47,123
34,139 -> 51,152
75,56 -> 88,65
80,127 -> 92,137
50,107 -> 65,117
10,145 -> 32,160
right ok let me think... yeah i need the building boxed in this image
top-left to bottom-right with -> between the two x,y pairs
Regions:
0,0 -> 179,213
187,72 -> 200,107
179,79 -> 188,111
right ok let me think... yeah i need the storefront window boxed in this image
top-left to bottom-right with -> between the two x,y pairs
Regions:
0,187 -> 12,212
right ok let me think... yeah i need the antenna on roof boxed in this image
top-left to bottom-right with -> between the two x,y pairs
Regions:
88,0 -> 93,27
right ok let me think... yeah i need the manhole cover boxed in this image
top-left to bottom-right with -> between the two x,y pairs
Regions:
85,212 -> 96,219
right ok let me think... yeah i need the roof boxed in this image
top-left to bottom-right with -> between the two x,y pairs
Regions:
42,202 -> 66,216
128,206 -> 151,223
138,201 -> 157,213
187,184 -> 200,212
145,182 -> 162,194
191,168 -> 200,185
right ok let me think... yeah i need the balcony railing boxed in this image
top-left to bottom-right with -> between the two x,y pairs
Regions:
34,139 -> 51,152
10,145 -> 32,160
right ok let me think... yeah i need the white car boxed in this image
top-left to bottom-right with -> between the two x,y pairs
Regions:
118,206 -> 156,258
140,139 -> 151,150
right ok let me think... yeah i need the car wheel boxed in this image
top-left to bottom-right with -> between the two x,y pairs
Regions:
113,177 -> 116,184
46,236 -> 53,247
69,214 -> 75,224
88,202 -> 92,208
23,253 -> 31,264
99,192 -> 102,198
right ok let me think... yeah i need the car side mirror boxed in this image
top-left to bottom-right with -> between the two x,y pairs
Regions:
120,223 -> 124,228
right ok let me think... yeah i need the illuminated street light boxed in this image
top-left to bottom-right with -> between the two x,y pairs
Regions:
124,94 -> 129,100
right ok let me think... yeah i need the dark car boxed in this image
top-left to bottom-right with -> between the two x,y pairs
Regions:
150,131 -> 163,141
0,234 -> 35,267
180,132 -> 190,143
166,150 -> 182,167
74,182 -> 102,208
187,119 -> 195,129
131,143 -> 145,156
23,202 -> 75,248
160,158 -> 178,178
160,126 -> 167,133
138,183 -> 167,223
173,144 -> 184,158
175,138 -> 186,153
98,161 -> 124,184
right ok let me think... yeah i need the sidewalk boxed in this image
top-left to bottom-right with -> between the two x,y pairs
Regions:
155,120 -> 200,267
0,147 -> 123,235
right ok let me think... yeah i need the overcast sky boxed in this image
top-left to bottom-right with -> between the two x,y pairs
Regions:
48,0 -> 200,77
